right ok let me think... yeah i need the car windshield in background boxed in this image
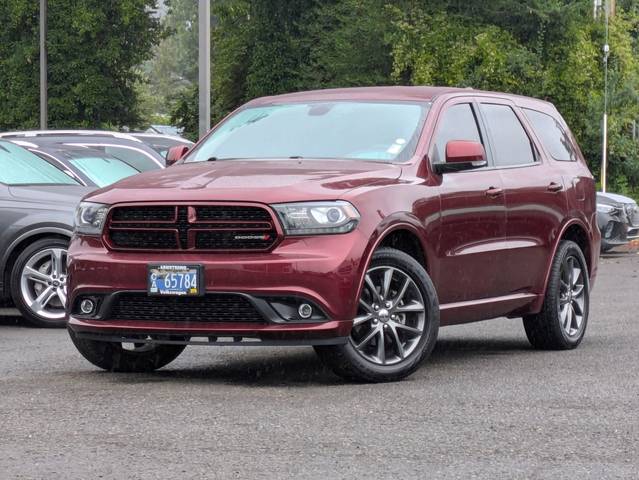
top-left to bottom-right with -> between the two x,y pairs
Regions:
76,144 -> 162,172
65,154 -> 140,188
187,101 -> 430,163
0,141 -> 79,185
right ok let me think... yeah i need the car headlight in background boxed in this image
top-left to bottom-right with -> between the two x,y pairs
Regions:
74,202 -> 110,235
272,201 -> 360,235
596,203 -> 617,214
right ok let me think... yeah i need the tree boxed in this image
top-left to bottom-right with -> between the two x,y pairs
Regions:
0,0 -> 163,130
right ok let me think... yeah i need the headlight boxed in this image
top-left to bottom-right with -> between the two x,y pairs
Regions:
74,202 -> 109,235
272,201 -> 360,235
597,203 -> 616,214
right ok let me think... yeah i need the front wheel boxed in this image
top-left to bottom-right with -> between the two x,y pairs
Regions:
10,238 -> 69,327
315,248 -> 439,382
68,328 -> 186,372
523,240 -> 589,350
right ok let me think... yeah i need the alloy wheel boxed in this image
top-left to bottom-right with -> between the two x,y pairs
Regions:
19,248 -> 68,321
350,266 -> 426,365
558,255 -> 586,337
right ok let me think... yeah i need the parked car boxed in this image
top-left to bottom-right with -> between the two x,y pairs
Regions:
129,133 -> 193,159
145,125 -> 183,136
0,130 -> 165,169
67,87 -> 600,382
596,192 -> 638,252
9,141 -> 162,188
0,140 -> 93,327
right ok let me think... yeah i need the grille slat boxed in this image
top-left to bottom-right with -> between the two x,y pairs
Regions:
110,293 -> 266,323
106,204 -> 278,251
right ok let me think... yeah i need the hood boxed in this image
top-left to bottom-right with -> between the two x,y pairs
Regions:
8,185 -> 95,209
85,159 -> 402,205
597,191 -> 637,206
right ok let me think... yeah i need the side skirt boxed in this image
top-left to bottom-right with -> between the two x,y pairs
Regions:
439,292 -> 542,326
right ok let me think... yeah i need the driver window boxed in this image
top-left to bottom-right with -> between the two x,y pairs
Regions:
431,103 -> 483,164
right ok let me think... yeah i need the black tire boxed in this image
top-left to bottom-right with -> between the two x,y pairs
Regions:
523,240 -> 589,350
68,328 -> 186,372
315,247 -> 439,383
10,237 -> 69,328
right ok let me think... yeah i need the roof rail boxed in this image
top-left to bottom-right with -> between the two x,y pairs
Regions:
0,130 -> 141,142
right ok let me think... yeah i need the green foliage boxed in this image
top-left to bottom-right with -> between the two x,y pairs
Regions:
3,0 -> 639,195
0,0 -> 163,130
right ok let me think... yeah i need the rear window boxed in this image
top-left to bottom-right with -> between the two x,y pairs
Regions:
0,141 -> 79,185
523,109 -> 577,162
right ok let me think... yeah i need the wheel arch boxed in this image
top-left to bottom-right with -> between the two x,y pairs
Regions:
539,219 -> 593,300
352,214 -> 433,318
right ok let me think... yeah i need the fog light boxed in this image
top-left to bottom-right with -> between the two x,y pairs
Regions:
298,303 -> 313,319
80,299 -> 95,315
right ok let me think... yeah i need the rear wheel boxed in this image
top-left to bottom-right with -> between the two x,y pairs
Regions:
68,328 -> 186,372
315,248 -> 439,382
10,238 -> 69,328
523,240 -> 589,349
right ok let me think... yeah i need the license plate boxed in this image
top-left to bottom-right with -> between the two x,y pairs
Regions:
148,264 -> 203,296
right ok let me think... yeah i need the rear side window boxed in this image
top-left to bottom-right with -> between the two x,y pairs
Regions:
431,103 -> 482,163
480,104 -> 536,167
523,109 -> 577,162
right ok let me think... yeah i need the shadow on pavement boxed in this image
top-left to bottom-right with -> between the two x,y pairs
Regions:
75,336 -> 536,387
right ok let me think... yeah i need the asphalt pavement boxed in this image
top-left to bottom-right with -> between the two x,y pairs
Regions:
1,250 -> 638,479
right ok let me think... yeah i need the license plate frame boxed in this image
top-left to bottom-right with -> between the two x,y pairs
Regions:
147,264 -> 204,297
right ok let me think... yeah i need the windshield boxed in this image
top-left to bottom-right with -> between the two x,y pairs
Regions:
0,141 -> 79,185
66,154 -> 140,188
70,144 -> 162,172
187,101 -> 429,163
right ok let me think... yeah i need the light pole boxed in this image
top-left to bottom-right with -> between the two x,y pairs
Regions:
198,0 -> 211,139
40,0 -> 47,129
601,2 -> 610,193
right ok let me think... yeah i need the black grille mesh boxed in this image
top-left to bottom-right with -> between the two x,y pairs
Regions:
111,206 -> 175,222
195,206 -> 271,222
106,204 -> 277,251
109,293 -> 266,323
109,230 -> 178,249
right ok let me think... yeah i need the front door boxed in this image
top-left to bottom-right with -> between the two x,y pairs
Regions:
429,100 -> 507,305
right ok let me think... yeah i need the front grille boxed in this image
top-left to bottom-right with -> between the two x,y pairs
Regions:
106,204 -> 278,251
109,293 -> 266,323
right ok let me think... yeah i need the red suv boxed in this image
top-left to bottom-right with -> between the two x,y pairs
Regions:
67,87 -> 600,382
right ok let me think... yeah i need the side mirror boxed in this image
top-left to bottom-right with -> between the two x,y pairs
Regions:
166,145 -> 190,166
433,140 -> 487,174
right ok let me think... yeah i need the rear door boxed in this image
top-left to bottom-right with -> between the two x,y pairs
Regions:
431,98 -> 507,304
477,100 -> 568,295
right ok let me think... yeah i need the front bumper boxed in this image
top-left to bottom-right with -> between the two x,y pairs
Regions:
67,232 -> 367,343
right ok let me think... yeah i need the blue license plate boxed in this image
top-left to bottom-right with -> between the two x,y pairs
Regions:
148,264 -> 203,296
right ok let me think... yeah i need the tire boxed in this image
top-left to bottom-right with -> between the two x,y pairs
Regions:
68,328 -> 186,372
601,244 -> 614,253
315,247 -> 439,383
10,237 -> 69,328
523,240 -> 589,350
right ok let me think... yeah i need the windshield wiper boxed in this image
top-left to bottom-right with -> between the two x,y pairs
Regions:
206,156 -> 218,162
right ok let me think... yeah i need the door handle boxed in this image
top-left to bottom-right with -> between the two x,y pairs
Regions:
547,182 -> 563,192
485,187 -> 503,198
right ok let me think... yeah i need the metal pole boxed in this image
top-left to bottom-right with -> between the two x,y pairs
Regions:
602,3 -> 610,192
198,0 -> 211,139
39,0 -> 47,129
